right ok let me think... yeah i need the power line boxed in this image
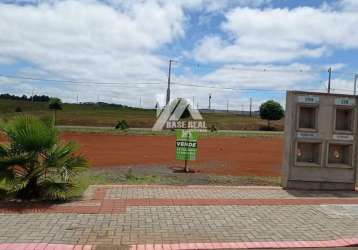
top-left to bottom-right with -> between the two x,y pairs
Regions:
178,61 -> 358,79
0,73 -> 314,92
172,81 -> 324,92
0,73 -> 164,86
0,81 -> 164,89
176,61 -> 328,73
1,73 -> 356,93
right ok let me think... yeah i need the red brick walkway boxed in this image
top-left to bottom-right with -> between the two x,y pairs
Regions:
1,185 -> 358,214
2,185 -> 358,249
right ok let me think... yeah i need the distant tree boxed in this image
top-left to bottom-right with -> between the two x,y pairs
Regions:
48,98 -> 62,125
33,95 -> 50,102
259,100 -> 284,128
0,94 -> 50,102
0,93 -> 50,102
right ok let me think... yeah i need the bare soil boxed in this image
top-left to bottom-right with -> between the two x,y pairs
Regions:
61,133 -> 283,177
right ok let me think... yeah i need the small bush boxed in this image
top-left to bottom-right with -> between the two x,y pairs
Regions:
209,124 -> 217,132
14,107 -> 22,112
124,168 -> 137,181
115,120 -> 129,130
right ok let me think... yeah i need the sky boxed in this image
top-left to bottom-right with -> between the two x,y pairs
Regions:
0,0 -> 357,110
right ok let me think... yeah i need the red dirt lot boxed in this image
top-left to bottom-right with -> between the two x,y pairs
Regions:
61,133 -> 283,177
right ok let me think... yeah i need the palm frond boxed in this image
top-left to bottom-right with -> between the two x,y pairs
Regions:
0,156 -> 28,184
44,142 -> 77,169
9,178 -> 30,193
0,144 -> 9,157
39,116 -> 55,128
44,142 -> 88,181
60,155 -> 89,181
3,116 -> 58,153
39,180 -> 74,200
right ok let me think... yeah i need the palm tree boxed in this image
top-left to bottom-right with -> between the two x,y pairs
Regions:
0,116 -> 88,200
48,98 -> 62,125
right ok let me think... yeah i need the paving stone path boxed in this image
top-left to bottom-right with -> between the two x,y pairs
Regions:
2,185 -> 358,249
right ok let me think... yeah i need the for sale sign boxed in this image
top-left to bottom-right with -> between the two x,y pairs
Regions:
176,130 -> 198,161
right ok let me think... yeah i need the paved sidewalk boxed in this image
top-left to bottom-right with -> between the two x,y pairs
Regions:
2,185 -> 358,249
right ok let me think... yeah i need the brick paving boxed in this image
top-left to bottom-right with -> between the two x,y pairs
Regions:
2,185 -> 358,249
105,185 -> 358,199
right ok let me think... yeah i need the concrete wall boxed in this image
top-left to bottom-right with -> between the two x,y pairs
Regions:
282,91 -> 357,190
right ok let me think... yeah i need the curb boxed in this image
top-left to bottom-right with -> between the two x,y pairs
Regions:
131,238 -> 358,249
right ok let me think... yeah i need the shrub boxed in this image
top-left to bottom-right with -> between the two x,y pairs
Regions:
210,124 -> 217,132
115,120 -> 129,130
0,116 -> 88,200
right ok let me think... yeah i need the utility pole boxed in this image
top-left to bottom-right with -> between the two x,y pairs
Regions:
139,96 -> 142,108
328,67 -> 332,93
76,94 -> 79,104
208,93 -> 212,110
155,102 -> 160,117
226,99 -> 229,112
31,90 -> 34,103
354,74 -> 358,96
166,59 -> 173,106
250,97 -> 252,117
192,96 -> 195,108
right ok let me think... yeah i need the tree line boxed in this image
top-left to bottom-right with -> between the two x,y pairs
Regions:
0,93 -> 50,102
0,93 -> 138,109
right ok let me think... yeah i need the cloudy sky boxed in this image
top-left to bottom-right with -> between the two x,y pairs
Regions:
0,0 -> 357,110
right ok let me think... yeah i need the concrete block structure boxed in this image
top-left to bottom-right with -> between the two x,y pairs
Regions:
282,91 -> 358,190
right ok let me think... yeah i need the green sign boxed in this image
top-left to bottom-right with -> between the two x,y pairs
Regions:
176,130 -> 198,161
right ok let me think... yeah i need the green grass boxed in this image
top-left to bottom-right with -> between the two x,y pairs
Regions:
0,99 -> 156,128
69,168 -> 281,200
0,99 -> 284,131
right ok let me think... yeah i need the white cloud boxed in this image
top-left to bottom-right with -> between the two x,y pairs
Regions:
324,77 -> 357,95
194,35 -> 326,63
193,6 -> 358,63
169,63 -> 322,110
0,56 -> 16,65
0,0 -> 353,110
339,0 -> 358,11
105,0 -> 271,12
0,0 -> 274,107
200,64 -> 317,89
0,0 -> 189,106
